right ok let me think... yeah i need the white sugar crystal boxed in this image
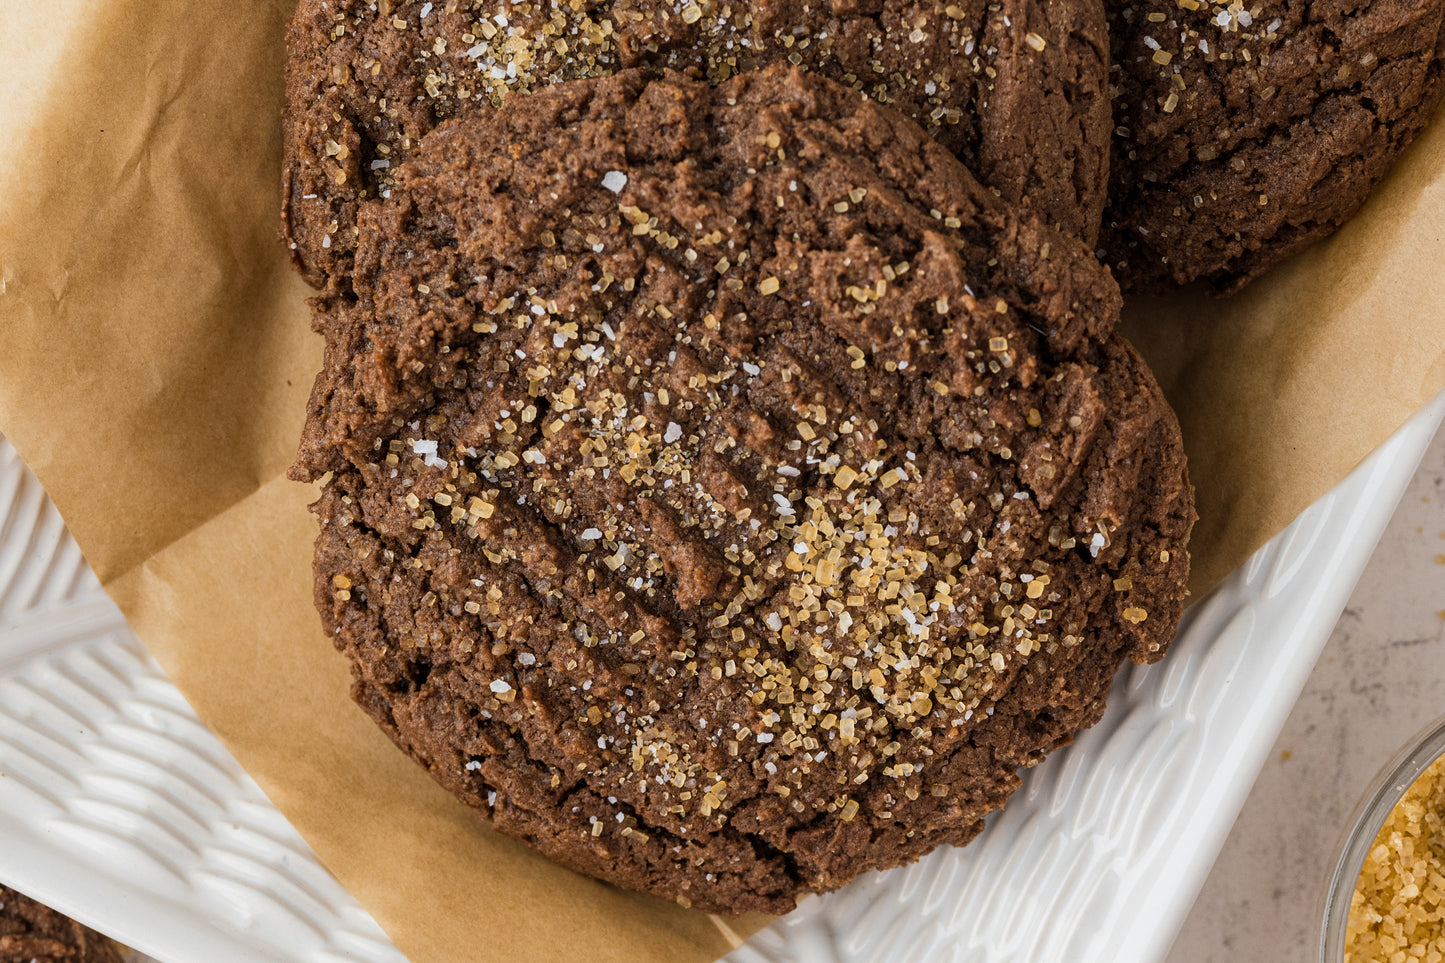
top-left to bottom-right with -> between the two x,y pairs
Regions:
601,170 -> 628,193
411,438 -> 447,468
490,679 -> 511,694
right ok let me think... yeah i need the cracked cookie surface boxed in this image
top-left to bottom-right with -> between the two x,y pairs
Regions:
282,0 -> 1112,289
294,66 -> 1194,915
1105,0 -> 1445,290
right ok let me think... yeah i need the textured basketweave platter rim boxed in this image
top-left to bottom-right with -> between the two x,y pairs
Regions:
0,390 -> 1442,963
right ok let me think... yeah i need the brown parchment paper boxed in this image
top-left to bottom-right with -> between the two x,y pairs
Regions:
0,2 -> 1442,961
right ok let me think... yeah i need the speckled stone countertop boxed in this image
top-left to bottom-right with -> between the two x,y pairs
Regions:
1166,423 -> 1445,962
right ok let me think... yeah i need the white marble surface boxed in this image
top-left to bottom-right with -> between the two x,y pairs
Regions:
1165,422 -> 1445,963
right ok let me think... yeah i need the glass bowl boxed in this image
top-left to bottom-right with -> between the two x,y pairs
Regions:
1319,712 -> 1445,961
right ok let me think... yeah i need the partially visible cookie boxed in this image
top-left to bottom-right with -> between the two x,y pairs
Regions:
0,885 -> 122,963
1105,0 -> 1445,290
282,0 -> 1112,288
293,66 -> 1194,915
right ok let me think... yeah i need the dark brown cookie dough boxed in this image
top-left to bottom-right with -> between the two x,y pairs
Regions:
1105,0 -> 1445,290
294,66 -> 1193,915
282,0 -> 1112,288
0,886 -> 122,963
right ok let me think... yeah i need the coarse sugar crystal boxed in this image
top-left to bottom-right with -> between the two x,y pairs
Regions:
1345,753 -> 1445,961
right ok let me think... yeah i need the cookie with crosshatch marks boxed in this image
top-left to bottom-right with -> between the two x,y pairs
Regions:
0,885 -> 123,963
281,0 -> 1113,288
1105,0 -> 1445,290
292,66 -> 1194,914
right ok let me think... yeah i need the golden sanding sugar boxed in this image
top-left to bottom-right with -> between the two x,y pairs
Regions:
1346,753 -> 1445,962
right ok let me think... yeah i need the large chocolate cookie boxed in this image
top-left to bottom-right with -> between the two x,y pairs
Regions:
1106,0 -> 1445,290
293,66 -> 1194,915
282,0 -> 1112,288
0,886 -> 122,963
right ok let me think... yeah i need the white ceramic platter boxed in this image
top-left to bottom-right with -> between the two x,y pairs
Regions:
2,390 -> 1442,963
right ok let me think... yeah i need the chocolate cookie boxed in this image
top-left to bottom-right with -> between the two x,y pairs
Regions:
282,0 -> 1112,288
1106,0 -> 1445,290
293,66 -> 1194,915
0,886 -> 122,963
